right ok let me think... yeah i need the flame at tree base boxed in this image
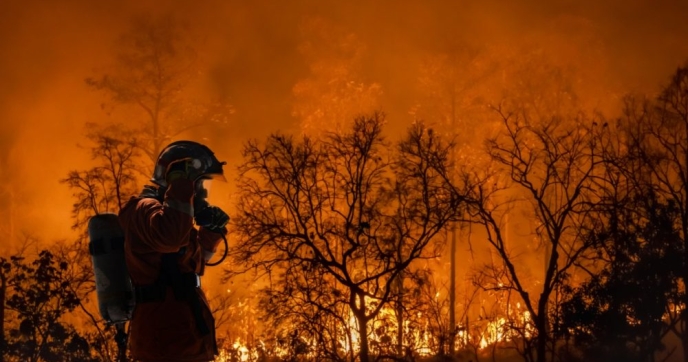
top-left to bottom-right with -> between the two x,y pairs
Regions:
214,305 -> 535,361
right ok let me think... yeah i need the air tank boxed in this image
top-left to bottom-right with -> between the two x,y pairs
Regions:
88,213 -> 135,324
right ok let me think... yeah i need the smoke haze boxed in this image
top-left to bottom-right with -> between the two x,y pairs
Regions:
1,0 -> 688,243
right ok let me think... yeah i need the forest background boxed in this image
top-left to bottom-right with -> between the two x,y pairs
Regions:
2,1 -> 688,362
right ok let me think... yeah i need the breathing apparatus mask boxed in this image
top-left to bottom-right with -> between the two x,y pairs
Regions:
192,177 -> 230,266
193,178 -> 212,224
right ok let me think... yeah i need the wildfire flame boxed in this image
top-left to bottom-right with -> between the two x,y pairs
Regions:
215,302 -> 534,361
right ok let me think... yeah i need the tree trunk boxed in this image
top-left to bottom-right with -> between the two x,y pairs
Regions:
536,318 -> 547,362
682,313 -> 688,362
396,281 -> 403,357
0,272 -> 5,362
682,211 -> 688,362
395,238 -> 405,358
449,226 -> 457,356
682,214 -> 688,362
356,309 -> 371,362
536,298 -> 548,362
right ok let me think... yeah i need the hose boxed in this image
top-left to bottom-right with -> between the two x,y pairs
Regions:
205,232 -> 228,267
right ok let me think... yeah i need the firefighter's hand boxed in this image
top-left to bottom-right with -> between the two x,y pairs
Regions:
195,206 -> 229,234
166,158 -> 204,184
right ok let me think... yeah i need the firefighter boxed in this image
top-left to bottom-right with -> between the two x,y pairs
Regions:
118,140 -> 229,362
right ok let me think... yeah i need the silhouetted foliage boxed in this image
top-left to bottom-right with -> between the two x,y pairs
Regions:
557,196 -> 683,362
1,251 -> 99,362
613,62 -> 688,362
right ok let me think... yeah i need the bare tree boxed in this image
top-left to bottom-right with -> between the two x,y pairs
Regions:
61,128 -> 140,230
460,107 -> 604,362
231,114 -> 464,362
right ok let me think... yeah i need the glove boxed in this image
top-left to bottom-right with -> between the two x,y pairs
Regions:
195,205 -> 230,234
166,158 -> 204,184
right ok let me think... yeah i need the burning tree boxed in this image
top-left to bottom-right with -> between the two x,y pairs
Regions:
461,107 -> 605,362
230,114 -> 465,361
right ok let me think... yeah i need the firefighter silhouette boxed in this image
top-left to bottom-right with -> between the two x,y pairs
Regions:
118,140 -> 229,362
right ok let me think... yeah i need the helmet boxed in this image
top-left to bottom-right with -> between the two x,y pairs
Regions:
151,140 -> 226,188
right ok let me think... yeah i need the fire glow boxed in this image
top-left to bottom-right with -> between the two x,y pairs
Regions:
2,2 -> 688,362
216,302 -> 535,361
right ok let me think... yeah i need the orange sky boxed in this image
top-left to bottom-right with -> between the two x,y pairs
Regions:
1,0 -> 688,245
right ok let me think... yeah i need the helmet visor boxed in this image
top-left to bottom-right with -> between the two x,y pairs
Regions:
204,172 -> 227,183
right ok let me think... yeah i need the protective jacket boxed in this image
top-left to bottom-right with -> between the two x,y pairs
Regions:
119,178 -> 222,362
